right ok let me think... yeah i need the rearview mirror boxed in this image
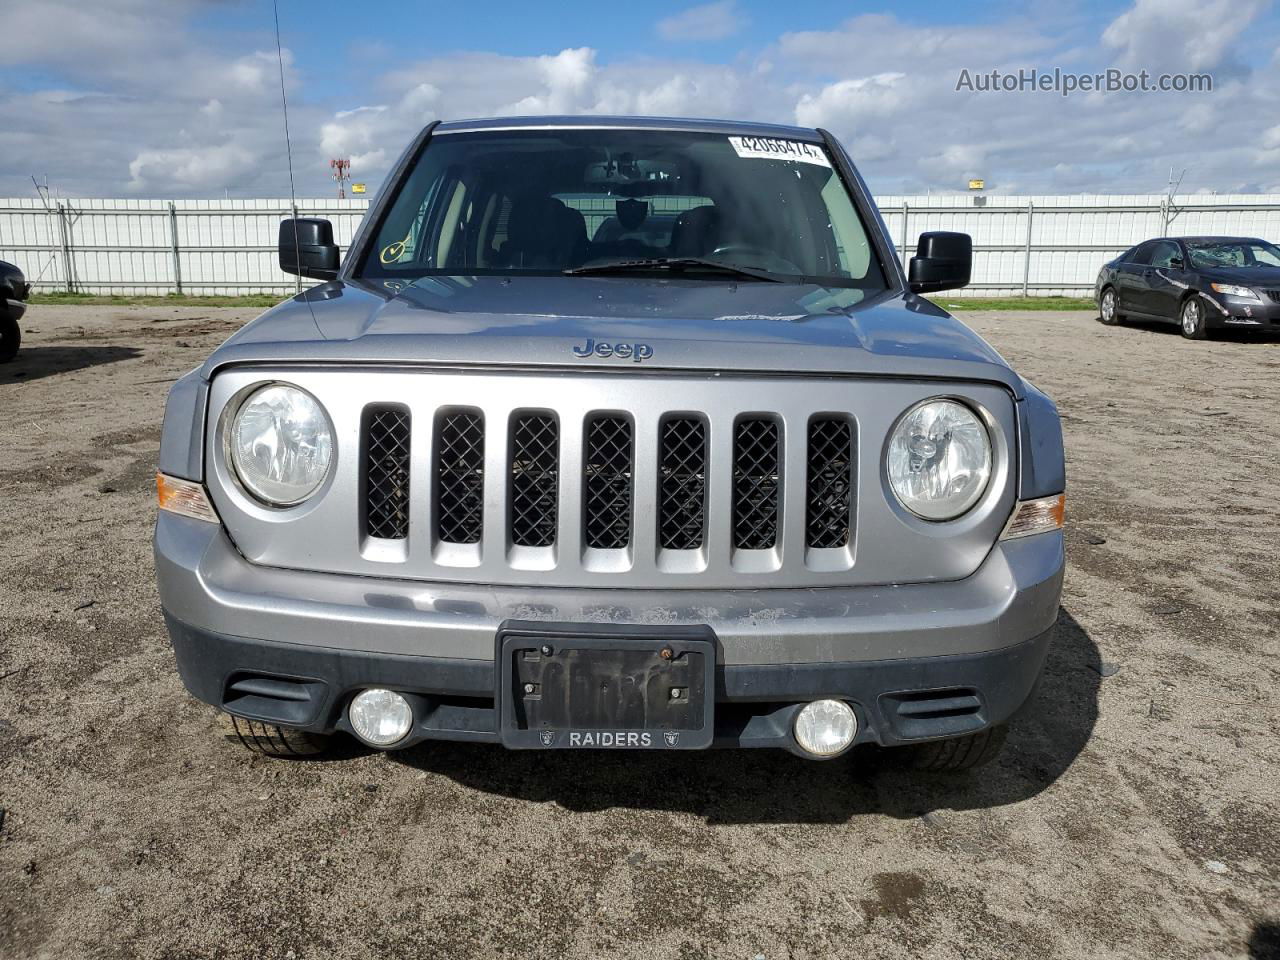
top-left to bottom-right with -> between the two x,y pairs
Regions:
279,218 -> 340,280
908,231 -> 972,294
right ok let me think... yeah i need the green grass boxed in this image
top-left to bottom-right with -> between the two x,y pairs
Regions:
928,296 -> 1096,311
29,292 -> 285,308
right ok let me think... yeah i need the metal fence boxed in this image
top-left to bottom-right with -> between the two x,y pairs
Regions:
3,194 -> 1279,298
0,198 -> 369,297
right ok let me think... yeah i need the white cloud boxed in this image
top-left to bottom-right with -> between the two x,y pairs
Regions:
128,143 -> 255,192
320,106 -> 395,174
1102,0 -> 1268,73
656,1 -> 744,42
794,73 -> 908,128
499,47 -> 598,114
924,143 -> 989,183
778,13 -> 1055,74
777,5 -> 1280,194
227,51 -> 287,94
4,0 -> 1280,198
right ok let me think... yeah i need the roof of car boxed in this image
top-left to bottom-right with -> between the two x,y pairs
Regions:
433,115 -> 825,142
1170,235 -> 1266,244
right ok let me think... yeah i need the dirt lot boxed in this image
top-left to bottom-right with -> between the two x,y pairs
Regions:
1,304 -> 1277,959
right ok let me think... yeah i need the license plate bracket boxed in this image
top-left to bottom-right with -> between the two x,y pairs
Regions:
496,621 -> 717,750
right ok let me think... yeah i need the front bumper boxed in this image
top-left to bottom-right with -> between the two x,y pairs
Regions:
156,512 -> 1063,752
1202,291 -> 1280,327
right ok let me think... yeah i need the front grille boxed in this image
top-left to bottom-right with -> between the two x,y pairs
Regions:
1266,289 -> 1280,304
351,390 -> 876,577
583,416 -> 633,549
364,408 -> 411,540
732,418 -> 780,550
659,418 -> 706,550
806,418 -> 854,548
363,410 -> 850,553
435,412 -> 484,544
510,414 -> 559,547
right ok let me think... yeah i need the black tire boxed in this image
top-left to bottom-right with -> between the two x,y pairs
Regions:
217,711 -> 331,758
1179,295 -> 1209,340
1098,286 -> 1123,325
906,724 -> 1008,772
0,315 -> 19,363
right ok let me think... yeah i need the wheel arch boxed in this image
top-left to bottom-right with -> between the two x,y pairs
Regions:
1184,287 -> 1226,322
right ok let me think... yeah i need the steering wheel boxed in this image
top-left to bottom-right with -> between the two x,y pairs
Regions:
709,243 -> 803,275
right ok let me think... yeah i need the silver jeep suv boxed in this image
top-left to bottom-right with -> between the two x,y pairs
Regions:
155,116 -> 1065,768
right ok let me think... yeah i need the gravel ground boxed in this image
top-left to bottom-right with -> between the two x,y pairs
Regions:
0,305 -> 1277,960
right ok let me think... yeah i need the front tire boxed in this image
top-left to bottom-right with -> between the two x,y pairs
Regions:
906,724 -> 1008,771
1180,296 -> 1209,340
1098,287 -> 1122,326
217,711 -> 331,758
0,315 -> 19,362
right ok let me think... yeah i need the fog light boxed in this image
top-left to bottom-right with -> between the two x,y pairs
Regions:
793,699 -> 858,757
348,688 -> 413,747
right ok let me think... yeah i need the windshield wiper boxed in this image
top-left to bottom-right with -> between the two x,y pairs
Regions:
564,257 -> 784,283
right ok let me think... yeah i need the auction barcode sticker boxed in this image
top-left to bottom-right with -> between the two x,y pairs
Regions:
728,136 -> 830,167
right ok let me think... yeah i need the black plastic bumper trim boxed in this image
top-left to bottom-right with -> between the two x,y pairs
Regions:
163,611 -> 1053,752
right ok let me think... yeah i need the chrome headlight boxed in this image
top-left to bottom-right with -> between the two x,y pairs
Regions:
887,399 -> 992,521
229,384 -> 333,506
1209,283 -> 1260,301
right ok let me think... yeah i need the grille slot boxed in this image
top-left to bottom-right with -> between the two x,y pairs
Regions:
510,415 -> 559,547
1266,289 -> 1280,305
583,416 -> 634,549
882,688 -> 985,739
806,418 -> 854,548
659,418 -> 707,550
435,412 -> 485,544
364,408 -> 411,540
894,693 -> 983,719
223,672 -> 325,726
733,418 -> 780,549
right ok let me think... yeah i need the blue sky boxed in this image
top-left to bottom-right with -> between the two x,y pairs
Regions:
2,0 -> 1278,197
193,0 -> 1135,101
210,1 -> 975,74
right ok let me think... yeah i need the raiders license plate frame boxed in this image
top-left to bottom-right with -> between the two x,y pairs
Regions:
495,621 -> 717,750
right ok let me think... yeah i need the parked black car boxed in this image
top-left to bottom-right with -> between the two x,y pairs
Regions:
1095,236 -> 1280,340
1,260 -> 31,362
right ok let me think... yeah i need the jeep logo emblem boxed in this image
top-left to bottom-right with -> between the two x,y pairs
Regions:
571,338 -> 653,362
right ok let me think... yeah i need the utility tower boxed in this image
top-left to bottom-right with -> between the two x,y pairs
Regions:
330,158 -> 351,199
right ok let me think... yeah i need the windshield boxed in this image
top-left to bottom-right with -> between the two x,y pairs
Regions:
360,129 -> 886,288
1186,240 -> 1280,270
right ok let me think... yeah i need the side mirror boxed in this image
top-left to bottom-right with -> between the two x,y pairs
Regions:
1169,256 -> 1185,270
279,218 -> 340,280
908,231 -> 972,294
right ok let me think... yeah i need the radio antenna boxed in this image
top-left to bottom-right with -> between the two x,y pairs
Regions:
273,0 -> 309,301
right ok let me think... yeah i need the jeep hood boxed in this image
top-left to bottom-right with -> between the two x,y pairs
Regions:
204,274 -> 1023,394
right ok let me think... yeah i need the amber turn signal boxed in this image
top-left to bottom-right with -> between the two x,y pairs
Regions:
156,472 -> 219,523
1000,493 -> 1065,540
